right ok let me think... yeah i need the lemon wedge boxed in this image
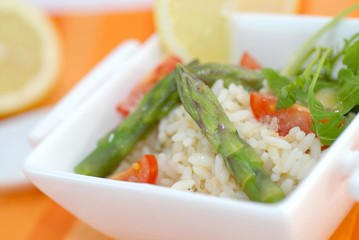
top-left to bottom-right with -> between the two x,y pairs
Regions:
0,0 -> 60,117
154,0 -> 299,64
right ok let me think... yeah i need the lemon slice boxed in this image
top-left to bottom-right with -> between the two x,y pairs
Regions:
0,0 -> 60,117
154,0 -> 299,64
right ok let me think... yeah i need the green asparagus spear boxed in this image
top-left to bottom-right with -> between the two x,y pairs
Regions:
75,71 -> 179,177
97,63 -> 264,147
75,62 -> 264,177
175,64 -> 285,203
189,63 -> 263,90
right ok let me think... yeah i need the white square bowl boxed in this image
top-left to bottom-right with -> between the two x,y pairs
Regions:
24,14 -> 359,240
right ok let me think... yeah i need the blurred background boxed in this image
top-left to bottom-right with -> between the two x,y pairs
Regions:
20,0 -> 155,108
1,0 -> 359,239
14,0 -> 359,109
1,0 -> 356,110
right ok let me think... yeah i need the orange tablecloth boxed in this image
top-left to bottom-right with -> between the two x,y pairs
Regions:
1,1 -> 359,239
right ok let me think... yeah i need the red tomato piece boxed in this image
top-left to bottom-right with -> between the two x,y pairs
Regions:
117,55 -> 182,116
250,92 -> 277,119
250,92 -> 313,136
111,154 -> 158,184
275,105 -> 313,136
239,51 -> 262,70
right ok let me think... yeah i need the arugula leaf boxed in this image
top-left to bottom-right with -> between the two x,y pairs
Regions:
337,68 -> 359,114
278,76 -> 309,109
328,33 -> 359,75
262,68 -> 295,109
307,48 -> 346,145
307,42 -> 359,145
262,68 -> 290,94
264,47 -> 327,110
343,40 -> 359,74
280,3 -> 359,77
263,19 -> 359,145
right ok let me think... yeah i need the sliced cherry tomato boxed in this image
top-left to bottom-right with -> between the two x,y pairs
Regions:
239,51 -> 262,70
250,92 -> 313,136
117,55 -> 182,116
250,92 -> 277,119
111,154 -> 158,184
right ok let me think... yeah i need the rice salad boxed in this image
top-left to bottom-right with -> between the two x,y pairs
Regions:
113,79 -> 324,201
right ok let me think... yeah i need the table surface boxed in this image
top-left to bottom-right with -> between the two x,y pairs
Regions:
1,0 -> 359,239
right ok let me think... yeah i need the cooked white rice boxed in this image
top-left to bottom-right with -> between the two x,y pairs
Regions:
115,80 -> 324,200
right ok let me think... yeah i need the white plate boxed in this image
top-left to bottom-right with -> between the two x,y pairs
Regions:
23,15 -> 359,240
0,107 -> 50,192
0,40 -> 141,192
25,0 -> 154,14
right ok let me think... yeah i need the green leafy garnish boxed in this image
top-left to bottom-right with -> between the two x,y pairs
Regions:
266,37 -> 359,145
307,48 -> 344,145
280,3 -> 359,77
262,1 -> 359,145
343,40 -> 359,74
264,46 -> 330,110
